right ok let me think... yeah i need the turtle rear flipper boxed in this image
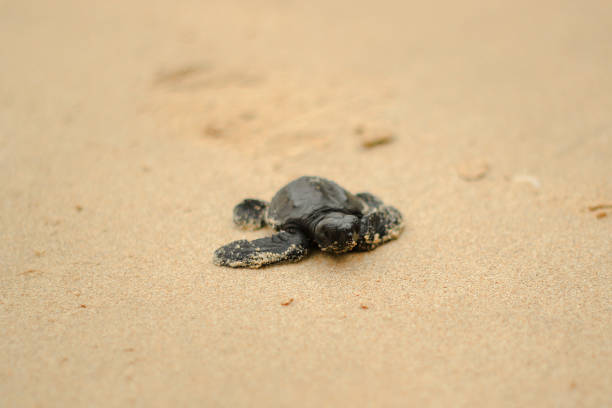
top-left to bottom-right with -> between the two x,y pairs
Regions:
233,199 -> 268,230
355,206 -> 404,251
213,230 -> 311,268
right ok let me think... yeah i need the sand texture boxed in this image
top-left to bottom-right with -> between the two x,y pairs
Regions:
1,1 -> 611,406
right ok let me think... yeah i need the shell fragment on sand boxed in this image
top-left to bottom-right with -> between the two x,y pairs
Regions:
512,174 -> 541,190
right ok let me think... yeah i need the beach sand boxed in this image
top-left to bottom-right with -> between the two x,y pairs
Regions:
1,1 -> 611,406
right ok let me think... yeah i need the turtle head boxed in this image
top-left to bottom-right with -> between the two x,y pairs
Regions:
314,212 -> 360,253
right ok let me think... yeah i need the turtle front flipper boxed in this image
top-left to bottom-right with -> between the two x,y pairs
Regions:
355,206 -> 404,251
233,199 -> 269,230
213,230 -> 311,268
356,192 -> 384,210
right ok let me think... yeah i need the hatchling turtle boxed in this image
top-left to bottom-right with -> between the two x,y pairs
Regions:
213,176 -> 404,268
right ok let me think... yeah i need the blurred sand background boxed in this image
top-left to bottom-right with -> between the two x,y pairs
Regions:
1,0 -> 611,406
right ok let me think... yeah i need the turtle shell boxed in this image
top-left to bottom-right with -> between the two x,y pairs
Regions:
267,176 -> 365,231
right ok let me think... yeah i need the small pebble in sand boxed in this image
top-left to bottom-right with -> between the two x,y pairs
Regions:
75,205 -> 83,212
596,212 -> 607,219
360,304 -> 369,310
354,124 -> 394,148
203,124 -> 223,138
80,304 -> 87,308
457,159 -> 489,181
281,298 -> 294,306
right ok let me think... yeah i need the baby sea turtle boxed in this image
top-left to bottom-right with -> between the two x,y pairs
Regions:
213,176 -> 404,268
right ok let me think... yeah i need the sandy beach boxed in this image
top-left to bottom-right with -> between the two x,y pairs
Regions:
1,1 -> 611,406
